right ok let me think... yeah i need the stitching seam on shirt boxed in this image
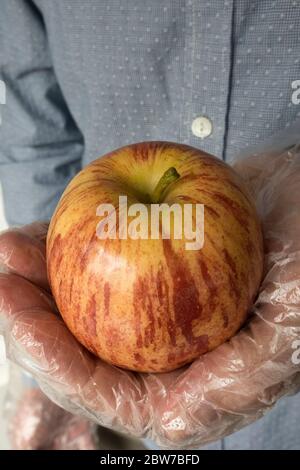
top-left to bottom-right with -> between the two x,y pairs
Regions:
222,0 -> 236,161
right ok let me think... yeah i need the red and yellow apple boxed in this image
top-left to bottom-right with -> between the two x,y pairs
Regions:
47,142 -> 263,373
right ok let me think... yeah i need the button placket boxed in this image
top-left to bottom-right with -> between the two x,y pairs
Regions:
182,1 -> 234,158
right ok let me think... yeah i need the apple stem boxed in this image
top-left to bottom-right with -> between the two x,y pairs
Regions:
152,167 -> 180,203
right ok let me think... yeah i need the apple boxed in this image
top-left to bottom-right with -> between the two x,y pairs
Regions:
47,141 -> 263,373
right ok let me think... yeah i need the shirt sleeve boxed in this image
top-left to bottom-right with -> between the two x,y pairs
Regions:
0,0 -> 84,225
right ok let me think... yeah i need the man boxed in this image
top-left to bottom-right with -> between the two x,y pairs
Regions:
0,0 -> 299,449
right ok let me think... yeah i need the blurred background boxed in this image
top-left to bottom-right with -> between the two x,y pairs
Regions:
0,186 -> 9,449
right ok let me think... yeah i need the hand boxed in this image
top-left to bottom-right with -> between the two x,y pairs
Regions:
0,222 -> 148,439
0,146 -> 299,449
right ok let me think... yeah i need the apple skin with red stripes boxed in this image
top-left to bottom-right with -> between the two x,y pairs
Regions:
47,142 -> 263,373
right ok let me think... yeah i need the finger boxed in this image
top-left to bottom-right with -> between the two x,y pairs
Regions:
0,273 -> 149,435
0,273 -> 55,322
147,354 -> 229,448
18,221 -> 49,242
233,149 -> 300,215
0,222 -> 49,291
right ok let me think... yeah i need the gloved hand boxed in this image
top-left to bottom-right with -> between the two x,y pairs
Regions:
0,145 -> 299,449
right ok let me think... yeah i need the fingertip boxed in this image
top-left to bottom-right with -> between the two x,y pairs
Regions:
0,228 -> 49,291
19,221 -> 49,242
0,273 -> 55,327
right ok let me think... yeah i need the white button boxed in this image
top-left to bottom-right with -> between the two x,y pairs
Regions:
191,116 -> 213,139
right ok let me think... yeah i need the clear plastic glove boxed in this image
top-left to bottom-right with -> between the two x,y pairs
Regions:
3,366 -> 98,450
0,144 -> 300,449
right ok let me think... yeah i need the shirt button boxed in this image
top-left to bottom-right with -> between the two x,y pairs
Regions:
191,116 -> 213,139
